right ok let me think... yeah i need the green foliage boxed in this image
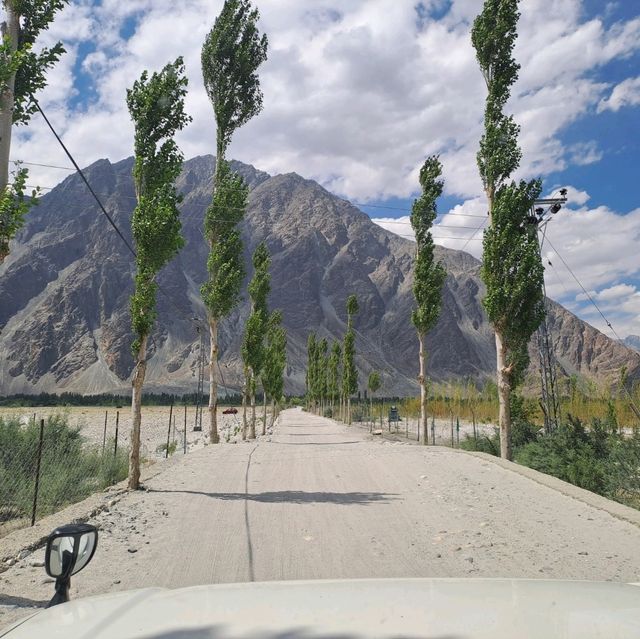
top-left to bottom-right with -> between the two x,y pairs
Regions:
0,414 -> 128,522
346,294 -> 359,325
327,341 -> 341,404
262,310 -> 287,403
368,371 -> 381,395
472,0 -> 545,390
471,0 -> 522,193
342,296 -> 359,399
410,156 -> 447,336
481,180 -> 544,383
3,0 -> 68,126
201,0 -> 268,159
201,161 -> 248,320
0,164 -> 38,259
316,338 -> 328,402
126,58 -> 190,351
241,242 -> 271,383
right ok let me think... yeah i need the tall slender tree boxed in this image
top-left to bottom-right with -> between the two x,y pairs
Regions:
241,242 -> 270,439
306,333 -> 317,411
1,0 -> 67,263
342,295 -> 359,425
367,371 -> 381,427
410,156 -> 447,445
327,341 -> 341,417
262,309 -> 287,431
126,58 -> 191,489
472,0 -> 544,460
317,338 -> 328,415
201,0 -> 268,443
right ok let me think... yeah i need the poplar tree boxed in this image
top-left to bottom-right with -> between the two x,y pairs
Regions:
1,0 -> 67,263
317,338 -> 328,415
472,0 -> 544,459
342,295 -> 359,425
410,156 -> 446,445
201,0 -> 268,443
262,309 -> 287,431
368,371 -> 381,425
327,341 -> 341,416
306,333 -> 317,411
241,242 -> 270,439
126,58 -> 190,489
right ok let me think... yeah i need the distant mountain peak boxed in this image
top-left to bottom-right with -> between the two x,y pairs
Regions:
0,154 -> 638,395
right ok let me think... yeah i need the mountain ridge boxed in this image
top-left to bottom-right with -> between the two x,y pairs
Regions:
0,154 -> 638,396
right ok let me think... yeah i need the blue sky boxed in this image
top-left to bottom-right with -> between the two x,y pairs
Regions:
6,0 -> 640,338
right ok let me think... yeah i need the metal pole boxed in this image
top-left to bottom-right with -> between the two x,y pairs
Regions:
102,410 -> 108,454
114,411 -> 119,457
450,414 -> 454,447
166,401 -> 173,458
184,404 -> 187,455
31,419 -> 45,526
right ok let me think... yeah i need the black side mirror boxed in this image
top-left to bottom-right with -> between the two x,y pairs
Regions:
45,523 -> 98,608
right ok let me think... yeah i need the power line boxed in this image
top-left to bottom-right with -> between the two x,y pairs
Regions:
25,182 -> 489,234
545,237 -> 640,421
31,96 -> 202,327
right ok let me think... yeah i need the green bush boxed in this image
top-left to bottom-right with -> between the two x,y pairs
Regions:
0,414 -> 128,523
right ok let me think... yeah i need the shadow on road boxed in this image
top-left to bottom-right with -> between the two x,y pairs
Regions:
0,595 -> 48,608
151,490 -> 398,505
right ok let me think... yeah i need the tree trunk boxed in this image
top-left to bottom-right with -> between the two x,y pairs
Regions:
208,317 -> 219,443
262,391 -> 267,435
418,332 -> 428,445
495,329 -> 512,460
0,8 -> 18,193
249,382 -> 256,440
128,335 -> 148,490
347,397 -> 351,425
242,377 -> 248,441
270,398 -> 276,428
0,8 -> 19,264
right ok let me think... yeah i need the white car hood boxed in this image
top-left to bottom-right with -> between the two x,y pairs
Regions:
2,578 -> 640,639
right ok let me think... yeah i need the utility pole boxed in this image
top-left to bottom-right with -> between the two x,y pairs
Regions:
531,190 -> 567,434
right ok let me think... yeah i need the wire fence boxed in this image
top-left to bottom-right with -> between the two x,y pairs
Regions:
0,404 -> 242,538
348,404 -> 495,447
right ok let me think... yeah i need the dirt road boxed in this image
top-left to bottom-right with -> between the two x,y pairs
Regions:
3,408 -> 640,628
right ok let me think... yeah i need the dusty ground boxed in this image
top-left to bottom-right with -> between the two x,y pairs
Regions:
0,405 -> 266,456
352,413 -> 495,445
2,408 -> 640,631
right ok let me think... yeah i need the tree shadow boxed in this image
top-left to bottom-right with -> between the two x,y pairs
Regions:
136,626 -> 460,639
0,594 -> 49,608
151,489 -> 398,505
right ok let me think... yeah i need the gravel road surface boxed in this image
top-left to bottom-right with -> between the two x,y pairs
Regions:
3,407 -> 640,629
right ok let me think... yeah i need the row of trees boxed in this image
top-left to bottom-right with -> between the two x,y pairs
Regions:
1,0 -> 283,489
125,0 -> 282,487
308,0 -> 548,461
241,242 -> 287,439
305,295 -> 362,424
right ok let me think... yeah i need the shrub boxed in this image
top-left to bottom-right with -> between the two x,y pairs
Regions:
0,414 -> 128,524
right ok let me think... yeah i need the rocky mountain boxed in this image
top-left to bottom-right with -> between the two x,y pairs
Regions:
624,336 -> 640,353
1,155 -> 639,396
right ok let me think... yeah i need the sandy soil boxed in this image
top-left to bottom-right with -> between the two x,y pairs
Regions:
2,408 -> 640,631
352,413 -> 496,445
0,405 -> 269,457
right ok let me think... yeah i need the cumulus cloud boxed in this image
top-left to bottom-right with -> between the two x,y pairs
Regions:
598,76 -> 640,112
7,0 -> 640,201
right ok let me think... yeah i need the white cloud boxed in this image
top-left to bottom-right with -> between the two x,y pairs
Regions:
568,141 -> 603,166
598,76 -> 640,112
7,0 -> 640,202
